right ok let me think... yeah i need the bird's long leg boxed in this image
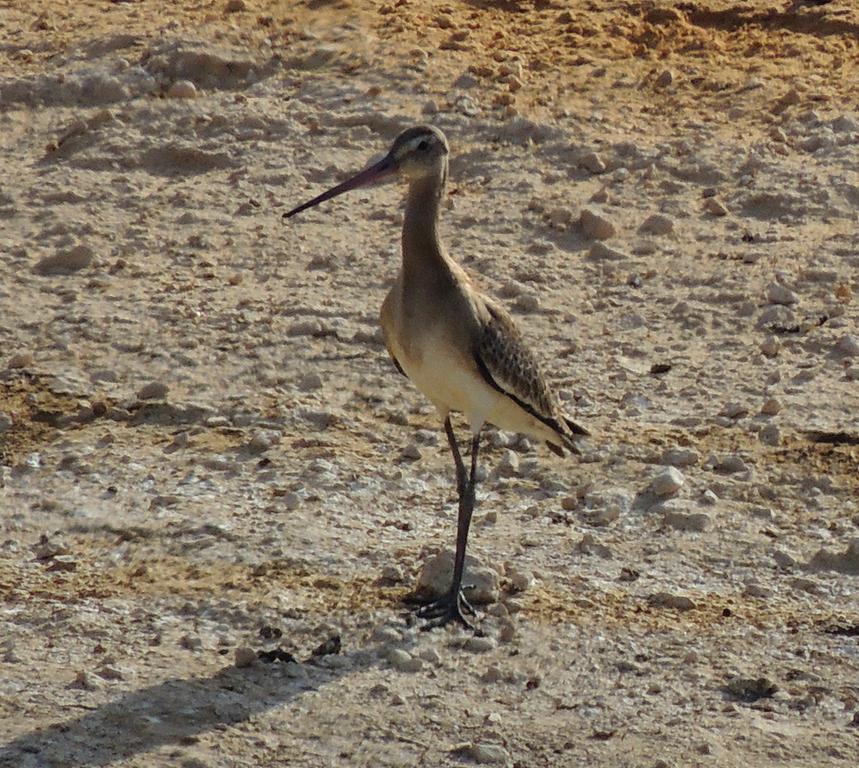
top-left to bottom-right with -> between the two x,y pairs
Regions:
417,425 -> 482,630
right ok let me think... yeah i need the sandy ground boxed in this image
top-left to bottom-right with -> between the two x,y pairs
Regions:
1,1 -> 858,766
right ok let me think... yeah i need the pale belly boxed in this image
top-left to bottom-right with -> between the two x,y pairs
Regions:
391,330 -> 558,443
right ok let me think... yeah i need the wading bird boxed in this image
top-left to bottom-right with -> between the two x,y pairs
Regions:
284,126 -> 588,628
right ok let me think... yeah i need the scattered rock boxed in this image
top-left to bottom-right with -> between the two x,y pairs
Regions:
713,455 -> 750,474
758,424 -> 781,446
806,539 -> 859,575
835,334 -> 859,358
723,675 -> 778,702
225,0 -> 247,12
639,214 -> 674,236
760,335 -> 780,357
703,197 -> 729,216
7,353 -> 33,369
588,241 -> 628,261
33,244 -> 94,275
399,442 -> 422,461
166,79 -> 197,98
0,412 -> 12,432
464,635 -> 497,653
663,503 -> 711,532
577,533 -> 613,558
766,281 -> 799,306
453,742 -> 511,766
507,566 -> 533,593
661,448 -> 699,467
650,467 -> 685,496
655,69 -> 674,87
70,670 -> 101,691
579,151 -> 606,174
579,208 -> 616,240
234,647 -> 256,668
648,592 -> 696,611
583,488 -> 632,524
137,381 -> 169,400
415,550 -> 499,604
387,648 -> 422,673
496,449 -> 520,477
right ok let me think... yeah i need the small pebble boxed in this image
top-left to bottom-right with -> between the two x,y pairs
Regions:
714,455 -> 750,474
387,648 -> 422,673
648,592 -> 696,611
701,489 -> 718,505
7,352 -> 34,369
399,442 -> 422,461
416,647 -> 441,664
651,467 -> 685,496
457,742 -> 510,765
579,151 -> 606,174
661,448 -> 699,467
663,509 -> 711,532
297,372 -> 323,391
588,241 -> 628,261
655,69 -> 674,87
465,635 -> 497,653
33,244 -> 94,275
760,335 -> 780,357
760,397 -> 782,416
514,293 -> 540,312
579,208 -> 616,240
639,213 -> 674,235
0,412 -> 13,432
416,550 -> 499,604
167,80 -> 197,99
759,424 -> 781,446
225,0 -> 246,11
234,647 -> 257,668
703,197 -> 729,216
137,381 -> 169,400
836,334 -> 859,357
496,449 -> 520,477
766,281 -> 799,306
71,670 -> 101,691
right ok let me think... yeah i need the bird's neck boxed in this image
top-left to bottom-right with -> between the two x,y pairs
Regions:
401,170 -> 453,285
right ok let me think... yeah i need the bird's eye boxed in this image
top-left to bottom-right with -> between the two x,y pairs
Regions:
417,140 -> 429,151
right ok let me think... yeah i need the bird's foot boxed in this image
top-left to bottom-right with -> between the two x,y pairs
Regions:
414,588 -> 480,631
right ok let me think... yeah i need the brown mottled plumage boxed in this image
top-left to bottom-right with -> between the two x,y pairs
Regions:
284,125 -> 590,629
475,299 -> 588,457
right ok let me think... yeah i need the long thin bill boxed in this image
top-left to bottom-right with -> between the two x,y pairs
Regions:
282,155 -> 396,219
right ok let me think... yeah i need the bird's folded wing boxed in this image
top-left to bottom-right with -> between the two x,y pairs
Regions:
473,299 -> 568,434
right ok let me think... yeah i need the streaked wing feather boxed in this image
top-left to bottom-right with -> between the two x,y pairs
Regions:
475,299 -> 584,450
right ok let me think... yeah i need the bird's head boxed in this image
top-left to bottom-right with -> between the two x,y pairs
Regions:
283,125 -> 449,220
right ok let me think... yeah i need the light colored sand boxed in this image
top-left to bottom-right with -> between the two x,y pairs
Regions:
1,2 -> 858,766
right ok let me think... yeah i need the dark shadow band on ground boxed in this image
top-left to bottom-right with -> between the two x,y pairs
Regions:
0,645 -> 384,767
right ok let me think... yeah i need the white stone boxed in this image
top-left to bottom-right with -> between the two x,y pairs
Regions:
415,549 -> 499,604
387,648 -> 422,673
766,281 -> 798,306
760,335 -> 780,357
651,467 -> 685,496
167,80 -> 197,98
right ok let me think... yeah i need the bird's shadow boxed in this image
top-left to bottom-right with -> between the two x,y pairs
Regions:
0,641 -> 388,766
